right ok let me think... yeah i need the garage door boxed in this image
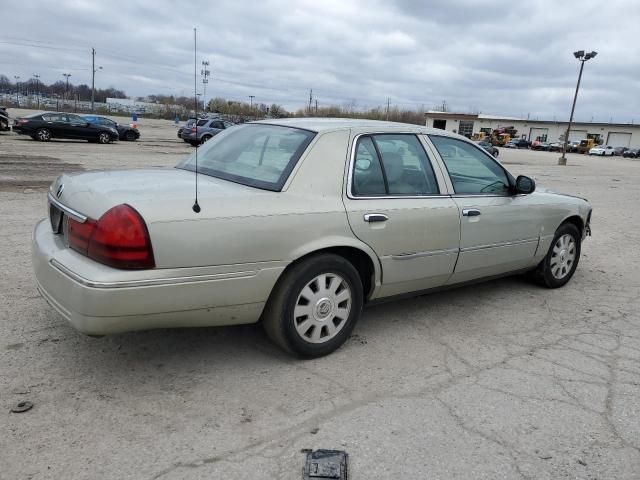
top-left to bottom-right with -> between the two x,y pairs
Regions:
529,127 -> 548,142
606,132 -> 631,147
569,130 -> 587,142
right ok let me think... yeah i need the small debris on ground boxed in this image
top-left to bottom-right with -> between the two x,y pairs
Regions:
302,449 -> 348,479
10,401 -> 34,413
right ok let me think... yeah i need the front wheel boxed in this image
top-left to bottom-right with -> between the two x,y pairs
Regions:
531,223 -> 581,288
262,254 -> 364,358
125,130 -> 137,141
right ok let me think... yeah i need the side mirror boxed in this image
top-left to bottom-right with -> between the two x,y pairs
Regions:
515,175 -> 535,194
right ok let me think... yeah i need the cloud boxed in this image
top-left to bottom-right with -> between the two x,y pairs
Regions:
1,0 -> 638,121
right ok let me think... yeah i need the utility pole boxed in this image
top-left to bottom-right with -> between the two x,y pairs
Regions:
13,75 -> 20,107
386,97 -> 390,121
63,73 -> 72,104
33,74 -> 40,109
315,99 -> 318,114
249,95 -> 255,110
201,60 -> 210,110
308,89 -> 313,115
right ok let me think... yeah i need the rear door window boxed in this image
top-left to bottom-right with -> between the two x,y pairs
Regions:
352,134 -> 440,196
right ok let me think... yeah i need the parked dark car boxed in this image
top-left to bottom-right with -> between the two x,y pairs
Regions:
0,106 -> 10,132
613,146 -> 628,156
622,148 -> 639,158
82,115 -> 140,141
13,112 -> 119,143
476,140 -> 499,157
508,138 -> 530,149
181,118 -> 235,146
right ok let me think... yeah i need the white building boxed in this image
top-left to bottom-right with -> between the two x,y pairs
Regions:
424,111 -> 640,147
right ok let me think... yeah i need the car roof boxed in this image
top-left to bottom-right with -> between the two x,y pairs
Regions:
250,117 -> 457,136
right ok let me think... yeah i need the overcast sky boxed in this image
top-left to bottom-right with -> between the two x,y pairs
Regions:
1,0 -> 639,121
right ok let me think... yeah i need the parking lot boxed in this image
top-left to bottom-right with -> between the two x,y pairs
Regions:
1,109 -> 640,479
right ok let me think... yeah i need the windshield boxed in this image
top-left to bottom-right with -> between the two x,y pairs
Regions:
176,123 -> 316,191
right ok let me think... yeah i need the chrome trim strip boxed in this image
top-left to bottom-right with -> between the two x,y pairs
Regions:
391,248 -> 459,260
47,192 -> 88,223
50,259 -> 257,289
345,132 -> 447,200
460,238 -> 538,253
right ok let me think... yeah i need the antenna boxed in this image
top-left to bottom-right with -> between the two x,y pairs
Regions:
192,27 -> 201,213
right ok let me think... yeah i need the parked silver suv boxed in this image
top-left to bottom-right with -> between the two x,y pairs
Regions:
180,118 -> 234,146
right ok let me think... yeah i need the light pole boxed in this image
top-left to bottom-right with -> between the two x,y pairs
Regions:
91,47 -> 103,112
558,50 -> 597,165
13,75 -> 20,106
33,74 -> 40,108
63,73 -> 72,105
249,95 -> 255,110
201,60 -> 210,111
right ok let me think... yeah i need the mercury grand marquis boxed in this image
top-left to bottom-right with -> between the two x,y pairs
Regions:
33,118 -> 592,357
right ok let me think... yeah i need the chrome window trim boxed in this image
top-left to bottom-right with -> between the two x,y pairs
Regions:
346,132 -> 448,200
47,192 -> 88,223
50,259 -> 257,289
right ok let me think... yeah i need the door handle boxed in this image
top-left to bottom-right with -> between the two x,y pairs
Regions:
363,213 -> 388,223
462,208 -> 481,217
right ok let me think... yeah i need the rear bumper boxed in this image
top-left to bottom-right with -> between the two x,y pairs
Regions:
32,219 -> 285,335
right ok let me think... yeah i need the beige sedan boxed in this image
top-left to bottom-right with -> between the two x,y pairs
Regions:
33,119 -> 592,357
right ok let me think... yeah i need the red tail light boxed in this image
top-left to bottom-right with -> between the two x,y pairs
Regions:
16,119 -> 29,124
67,204 -> 155,269
191,126 -> 196,133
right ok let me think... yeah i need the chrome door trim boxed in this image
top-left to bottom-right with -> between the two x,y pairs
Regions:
460,238 -> 539,253
391,247 -> 459,261
47,192 -> 88,223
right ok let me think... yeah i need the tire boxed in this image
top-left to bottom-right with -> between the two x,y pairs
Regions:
493,150 -> 499,157
201,134 -> 212,143
97,132 -> 112,144
601,151 -> 605,156
125,130 -> 137,141
531,223 -> 581,288
35,128 -> 51,142
262,253 -> 364,358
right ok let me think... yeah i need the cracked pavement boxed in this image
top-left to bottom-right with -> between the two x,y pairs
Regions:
1,111 -> 639,479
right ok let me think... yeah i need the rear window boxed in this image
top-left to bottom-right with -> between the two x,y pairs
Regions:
177,124 -> 315,191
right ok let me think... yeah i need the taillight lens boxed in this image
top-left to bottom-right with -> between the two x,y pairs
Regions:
16,119 -> 28,124
67,204 -> 155,269
191,126 -> 196,133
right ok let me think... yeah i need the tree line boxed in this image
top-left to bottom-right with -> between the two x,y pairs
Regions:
1,73 -> 429,125
0,74 -> 126,103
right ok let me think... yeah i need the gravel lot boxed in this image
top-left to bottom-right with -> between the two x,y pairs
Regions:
1,109 -> 639,479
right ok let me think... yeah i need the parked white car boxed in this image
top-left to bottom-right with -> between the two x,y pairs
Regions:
33,119 -> 592,357
589,145 -> 615,156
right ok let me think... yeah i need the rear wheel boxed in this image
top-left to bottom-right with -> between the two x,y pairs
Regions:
201,134 -> 212,143
35,128 -> 51,142
125,130 -> 137,141
263,254 -> 363,358
531,223 -> 581,288
97,132 -> 112,144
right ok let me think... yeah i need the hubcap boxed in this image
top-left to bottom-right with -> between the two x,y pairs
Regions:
550,234 -> 576,279
38,130 -> 49,140
293,273 -> 352,344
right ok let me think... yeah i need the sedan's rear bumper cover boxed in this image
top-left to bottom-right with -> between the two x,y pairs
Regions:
32,219 -> 285,335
